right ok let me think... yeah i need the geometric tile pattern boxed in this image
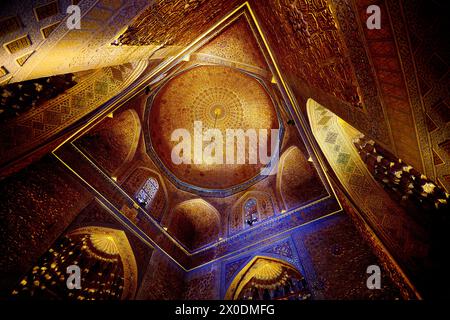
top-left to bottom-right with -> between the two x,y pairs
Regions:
0,61 -> 147,167
0,0 -> 151,83
262,240 -> 294,259
224,256 -> 250,286
354,0 -> 427,175
392,0 -> 450,191
308,101 -> 430,281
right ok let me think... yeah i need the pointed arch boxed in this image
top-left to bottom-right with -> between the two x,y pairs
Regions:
135,177 -> 159,209
224,256 -> 310,300
306,98 -> 429,297
228,190 -> 275,235
12,226 -> 138,300
243,198 -> 259,226
67,226 -> 138,300
305,98 -> 403,216
121,166 -> 169,221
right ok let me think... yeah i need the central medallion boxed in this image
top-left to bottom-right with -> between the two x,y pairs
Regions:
211,105 -> 225,122
191,86 -> 244,130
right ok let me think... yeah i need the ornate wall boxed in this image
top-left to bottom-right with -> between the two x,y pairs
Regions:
0,155 -> 92,295
249,0 -> 447,184
180,212 -> 405,300
118,0 -> 242,47
1,0 -> 442,300
291,212 -> 401,299
0,0 -> 155,83
397,0 -> 450,191
136,251 -> 185,300
307,99 -> 434,297
184,265 -> 219,300
0,61 -> 147,169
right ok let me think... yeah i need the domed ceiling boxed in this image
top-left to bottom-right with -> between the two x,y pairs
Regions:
147,65 -> 280,192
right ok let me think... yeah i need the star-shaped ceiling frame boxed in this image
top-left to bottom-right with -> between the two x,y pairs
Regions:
52,2 -> 342,271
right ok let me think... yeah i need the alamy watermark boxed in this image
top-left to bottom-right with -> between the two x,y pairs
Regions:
66,5 -> 81,30
66,265 -> 81,290
367,5 -> 381,30
170,121 -> 280,176
366,265 -> 381,290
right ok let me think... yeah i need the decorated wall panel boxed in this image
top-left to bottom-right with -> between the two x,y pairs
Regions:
0,155 -> 92,295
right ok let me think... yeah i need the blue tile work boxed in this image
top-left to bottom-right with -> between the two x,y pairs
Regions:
183,211 -> 402,300
214,218 -> 334,299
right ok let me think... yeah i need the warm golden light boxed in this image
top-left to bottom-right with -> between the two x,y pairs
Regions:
90,234 -> 119,255
214,107 -> 222,117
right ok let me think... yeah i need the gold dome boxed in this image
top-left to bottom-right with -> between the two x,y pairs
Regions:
148,65 -> 279,190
